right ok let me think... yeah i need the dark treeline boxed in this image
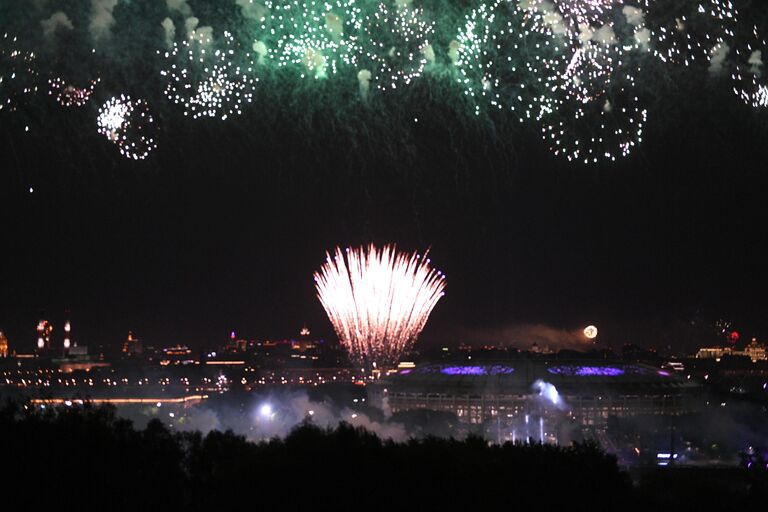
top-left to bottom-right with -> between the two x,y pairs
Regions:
2,401 -> 766,511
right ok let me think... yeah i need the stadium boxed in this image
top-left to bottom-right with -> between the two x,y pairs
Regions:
371,360 -> 699,439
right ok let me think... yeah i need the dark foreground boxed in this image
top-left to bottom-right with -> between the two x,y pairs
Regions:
3,402 -> 766,511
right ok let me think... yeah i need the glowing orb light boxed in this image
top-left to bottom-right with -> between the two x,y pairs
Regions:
583,325 -> 598,339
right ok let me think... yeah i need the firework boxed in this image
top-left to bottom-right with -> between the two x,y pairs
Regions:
520,0 -> 616,39
261,0 -> 362,79
454,0 -> 567,121
97,95 -> 157,160
314,245 -> 446,369
0,32 -> 39,114
161,31 -> 257,120
731,25 -> 768,109
541,78 -> 647,163
520,0 -> 649,103
48,77 -> 100,107
351,1 -> 434,93
643,0 -> 738,66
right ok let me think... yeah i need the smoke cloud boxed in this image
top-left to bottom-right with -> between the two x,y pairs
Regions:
622,6 -> 645,27
235,0 -> 267,22
161,17 -> 175,48
41,11 -> 74,40
89,0 -> 118,42
172,390 -> 407,442
458,323 -> 594,352
167,0 -> 193,17
593,25 -> 617,46
709,42 -> 730,76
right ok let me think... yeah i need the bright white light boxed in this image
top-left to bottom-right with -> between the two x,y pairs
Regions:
259,404 -> 273,418
533,379 -> 563,407
584,325 -> 598,339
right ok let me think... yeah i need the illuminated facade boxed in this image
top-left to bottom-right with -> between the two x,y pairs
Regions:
696,340 -> 766,362
0,331 -> 8,357
122,331 -> 143,357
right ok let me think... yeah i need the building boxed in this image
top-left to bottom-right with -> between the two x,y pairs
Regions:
696,340 -> 766,363
36,319 -> 53,353
696,346 -> 733,360
740,339 -> 767,362
0,332 -> 8,357
122,331 -> 143,357
372,360 -> 698,437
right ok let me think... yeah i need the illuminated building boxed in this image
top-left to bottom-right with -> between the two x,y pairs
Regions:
0,331 -> 8,357
36,319 -> 53,353
160,345 -> 195,365
292,325 -> 319,353
122,331 -> 143,357
695,340 -> 766,363
696,346 -> 732,360
740,339 -> 767,362
62,315 -> 72,356
373,361 -> 697,434
223,331 -> 247,353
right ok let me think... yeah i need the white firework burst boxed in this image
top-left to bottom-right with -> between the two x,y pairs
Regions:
161,31 -> 257,120
97,95 -> 158,160
314,244 -> 446,369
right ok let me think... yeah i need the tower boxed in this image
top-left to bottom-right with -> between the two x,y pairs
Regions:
63,312 -> 72,357
36,318 -> 53,353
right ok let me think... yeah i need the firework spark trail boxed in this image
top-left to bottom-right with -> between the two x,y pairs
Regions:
314,245 -> 446,369
0,0 -> 762,165
731,25 -> 768,109
0,32 -> 38,114
455,0 -> 568,121
161,30 -> 257,120
97,95 -> 157,160
642,0 -> 738,66
351,1 -> 434,94
261,0 -> 362,79
48,77 -> 100,107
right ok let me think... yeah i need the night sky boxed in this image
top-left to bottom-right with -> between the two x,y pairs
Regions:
2,0 -> 768,354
